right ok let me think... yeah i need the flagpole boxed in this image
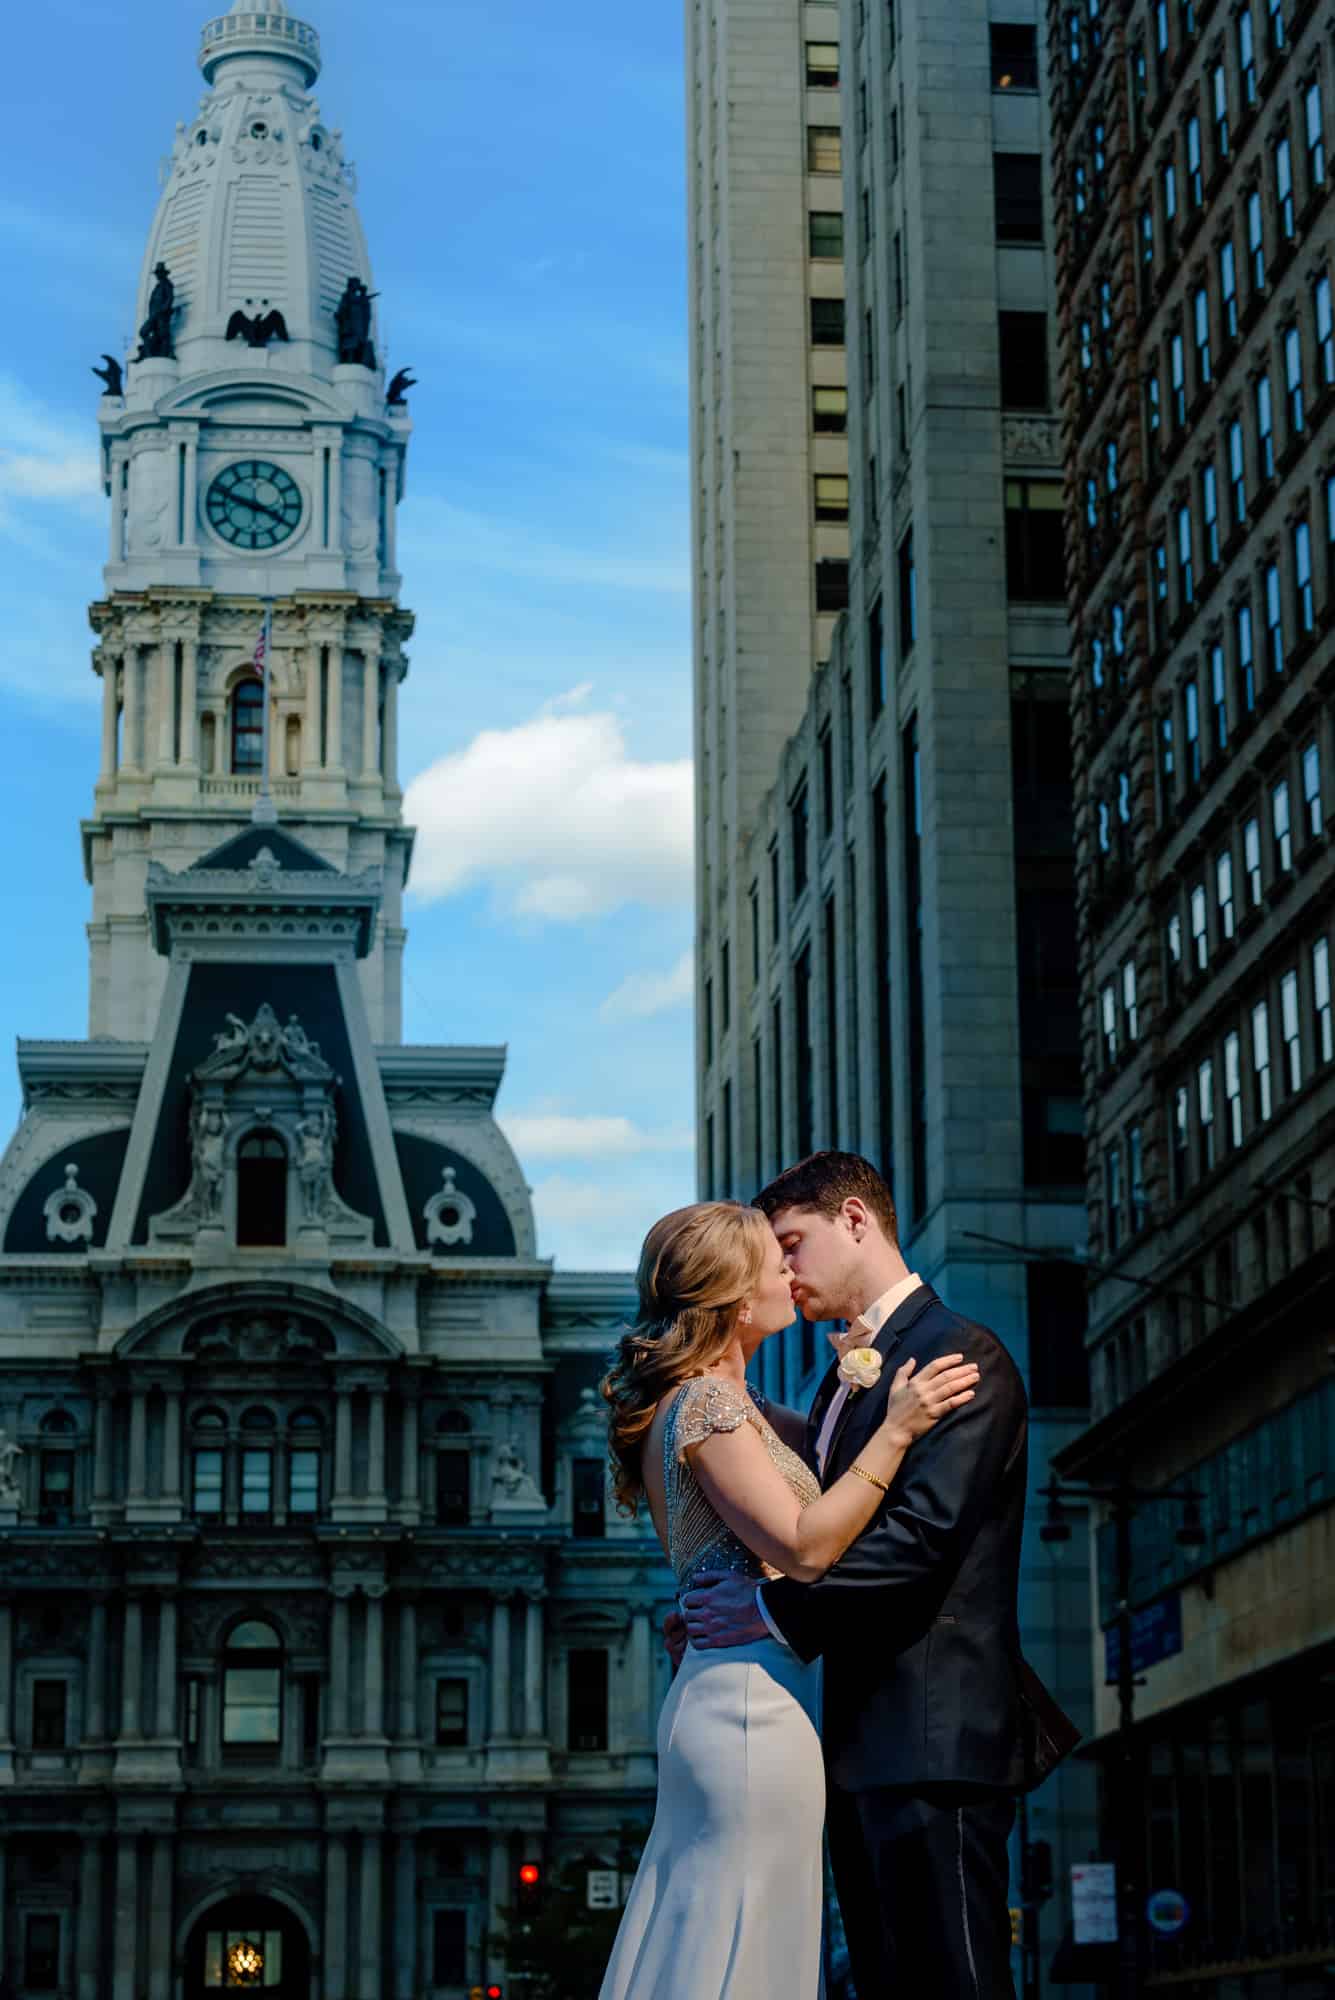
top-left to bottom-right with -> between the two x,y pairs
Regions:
252,594 -> 277,826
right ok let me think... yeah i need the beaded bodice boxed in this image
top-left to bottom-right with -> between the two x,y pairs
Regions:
663,1376 -> 821,1591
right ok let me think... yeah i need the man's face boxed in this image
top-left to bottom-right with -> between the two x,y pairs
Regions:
766,1203 -> 861,1323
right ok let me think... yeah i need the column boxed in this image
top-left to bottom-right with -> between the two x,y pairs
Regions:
300,646 -> 322,773
272,1433 -> 288,1526
179,638 -> 198,766
93,1389 -> 113,1509
155,1597 -> 177,1740
122,648 -> 142,771
367,1390 -> 386,1499
396,1599 -> 417,1742
100,658 -> 119,777
627,1606 -> 652,1749
112,1833 -> 138,2000
324,1832 -> 348,2000
523,1597 -> 544,1740
393,1832 -> 416,2000
399,1398 -> 419,1512
127,1391 -> 148,1504
120,1600 -> 142,1739
0,1600 -> 12,1750
358,1832 -> 381,2000
86,1597 -> 108,1742
334,1392 -> 352,1500
157,642 -> 176,764
381,669 -> 399,786
182,437 -> 199,550
147,1836 -> 172,2000
329,1591 -> 350,1735
361,646 -> 381,778
77,1833 -> 102,2000
363,1588 -> 385,1738
326,646 -> 343,770
489,1597 -> 511,1740
0,1838 -> 6,1989
162,1391 -> 182,1506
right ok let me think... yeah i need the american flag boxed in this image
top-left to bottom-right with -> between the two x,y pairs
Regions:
253,620 -> 268,674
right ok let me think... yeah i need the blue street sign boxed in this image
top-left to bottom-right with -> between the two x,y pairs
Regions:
1146,1889 -> 1190,1936
1104,1593 -> 1183,1683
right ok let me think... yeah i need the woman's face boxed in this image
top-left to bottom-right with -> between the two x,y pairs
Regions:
744,1229 -> 797,1342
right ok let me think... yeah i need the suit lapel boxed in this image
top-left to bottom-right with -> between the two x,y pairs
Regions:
824,1284 -> 941,1482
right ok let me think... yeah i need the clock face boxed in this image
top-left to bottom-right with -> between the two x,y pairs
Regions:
205,460 -> 303,550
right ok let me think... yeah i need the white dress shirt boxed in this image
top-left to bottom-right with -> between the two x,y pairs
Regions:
756,1272 -> 923,1648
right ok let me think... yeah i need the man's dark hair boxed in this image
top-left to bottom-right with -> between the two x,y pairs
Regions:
754,1151 -> 899,1244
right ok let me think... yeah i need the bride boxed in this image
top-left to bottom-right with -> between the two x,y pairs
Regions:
596,1200 -> 978,2000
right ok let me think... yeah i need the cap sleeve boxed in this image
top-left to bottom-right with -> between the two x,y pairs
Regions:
673,1378 -> 756,1461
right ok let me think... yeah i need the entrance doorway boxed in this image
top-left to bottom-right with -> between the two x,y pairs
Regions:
186,1896 -> 310,1998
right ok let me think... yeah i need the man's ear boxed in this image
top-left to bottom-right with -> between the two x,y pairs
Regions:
842,1196 -> 869,1239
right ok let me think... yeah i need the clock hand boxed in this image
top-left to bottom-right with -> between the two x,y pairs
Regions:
232,493 -> 291,527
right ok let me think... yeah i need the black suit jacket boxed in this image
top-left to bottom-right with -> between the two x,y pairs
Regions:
762,1285 -> 1029,1794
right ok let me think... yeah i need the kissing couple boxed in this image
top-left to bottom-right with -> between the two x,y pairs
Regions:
597,1151 -> 1076,2000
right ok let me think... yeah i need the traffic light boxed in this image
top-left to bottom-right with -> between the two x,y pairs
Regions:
1009,1906 -> 1023,1948
467,1987 -> 502,1999
517,1861 -> 542,1918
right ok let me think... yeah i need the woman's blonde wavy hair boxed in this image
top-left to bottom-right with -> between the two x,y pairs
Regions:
600,1201 -> 772,1515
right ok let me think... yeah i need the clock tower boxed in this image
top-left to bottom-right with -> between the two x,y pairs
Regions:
87,0 -> 413,1043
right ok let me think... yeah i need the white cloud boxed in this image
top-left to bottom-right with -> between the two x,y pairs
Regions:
529,1170 -> 694,1270
500,1111 -> 693,1160
403,695 -> 693,921
600,948 -> 694,1021
0,377 -> 101,515
399,495 -> 688,599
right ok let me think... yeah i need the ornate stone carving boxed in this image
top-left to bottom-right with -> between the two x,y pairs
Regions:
1002,414 -> 1061,463
0,1429 -> 23,1506
490,1439 -> 548,1518
424,1166 -> 476,1249
43,1163 -> 98,1246
184,1312 -> 334,1361
148,1004 -> 374,1249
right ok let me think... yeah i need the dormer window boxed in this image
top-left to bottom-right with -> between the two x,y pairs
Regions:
236,1132 -> 286,1246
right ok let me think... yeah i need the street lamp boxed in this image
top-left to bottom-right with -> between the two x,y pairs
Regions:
1040,1472 -> 1206,2000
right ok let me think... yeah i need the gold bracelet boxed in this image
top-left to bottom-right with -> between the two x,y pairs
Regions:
849,1461 -> 890,1494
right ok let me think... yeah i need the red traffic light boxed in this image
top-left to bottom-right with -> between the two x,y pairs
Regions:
518,1864 -> 540,1887
487,1988 -> 503,1998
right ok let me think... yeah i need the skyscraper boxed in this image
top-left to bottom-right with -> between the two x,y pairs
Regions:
1049,0 -> 1335,1985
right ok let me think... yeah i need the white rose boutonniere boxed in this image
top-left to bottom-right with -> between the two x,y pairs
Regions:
837,1345 -> 883,1391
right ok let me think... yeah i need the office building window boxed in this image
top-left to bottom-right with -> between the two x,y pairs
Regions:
994,154 -> 1044,242
1313,937 -> 1332,1062
1193,285 -> 1211,386
1265,0 -> 1284,54
1210,642 -> 1228,752
807,126 -> 842,174
991,23 -> 1039,90
1283,323 -> 1305,437
999,312 -> 1048,408
1123,957 -> 1139,1040
812,385 -> 848,434
1244,814 -> 1263,905
815,558 -> 849,613
1198,1056 -> 1216,1170
1216,847 -> 1236,939
1315,273 -> 1334,385
868,596 -> 886,714
814,474 -> 849,522
810,297 -> 845,346
1236,599 -> 1255,713
808,211 -> 844,259
1264,561 -> 1283,675
1294,521 -> 1314,633
1252,1000 -> 1273,1120
1306,81 -> 1327,187
1171,1082 -> 1190,1196
1280,969 -> 1301,1092
1190,881 -> 1209,968
1273,777 -> 1292,870
1238,6 -> 1257,102
222,1620 -> 282,1750
1219,239 -> 1238,340
1202,464 -> 1220,567
1178,505 -> 1195,608
1170,328 -> 1187,425
1212,61 -> 1230,160
805,41 -> 839,87
1247,186 -> 1265,292
1128,1124 -> 1146,1233
241,1449 -> 271,1519
1105,1144 -> 1123,1253
1228,416 -> 1247,527
32,1679 -> 67,1749
1005,480 -> 1064,599
1187,113 -> 1204,206
1302,740 -> 1322,836
790,783 -> 809,896
38,1449 -> 74,1525
897,534 -> 917,656
192,1446 -> 223,1519
1184,675 -> 1201,781
1225,1029 -> 1243,1145
1275,134 -> 1295,239
1166,911 -> 1183,997
1102,982 -> 1119,1067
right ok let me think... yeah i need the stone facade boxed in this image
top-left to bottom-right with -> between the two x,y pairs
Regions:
1049,0 -> 1335,1986
0,6 -> 666,1998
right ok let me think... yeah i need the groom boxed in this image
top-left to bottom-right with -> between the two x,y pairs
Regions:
678,1152 -> 1031,2000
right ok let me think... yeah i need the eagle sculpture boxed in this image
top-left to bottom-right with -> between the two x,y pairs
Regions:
225,305 -> 290,348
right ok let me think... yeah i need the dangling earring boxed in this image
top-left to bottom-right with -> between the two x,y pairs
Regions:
739,1306 -> 753,1327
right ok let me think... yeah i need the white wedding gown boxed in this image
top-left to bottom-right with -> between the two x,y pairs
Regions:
598,1378 -> 826,2000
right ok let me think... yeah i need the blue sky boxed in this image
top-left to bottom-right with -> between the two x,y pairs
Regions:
0,0 -> 697,1269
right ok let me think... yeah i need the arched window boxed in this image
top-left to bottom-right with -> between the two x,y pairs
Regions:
236,1132 -> 286,1246
231,677 -> 264,773
288,1410 -> 322,1517
435,1412 -> 471,1525
191,1408 -> 227,1518
222,1620 -> 282,1754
